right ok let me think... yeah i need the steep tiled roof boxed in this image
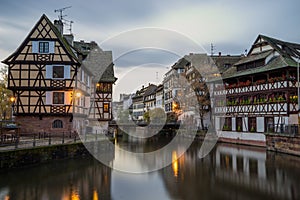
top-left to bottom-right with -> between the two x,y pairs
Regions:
81,46 -> 117,83
233,50 -> 272,66
222,56 -> 297,79
220,35 -> 300,80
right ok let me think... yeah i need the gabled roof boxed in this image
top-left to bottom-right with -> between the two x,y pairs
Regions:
220,34 -> 299,80
144,84 -> 157,97
82,45 -> 117,83
172,57 -> 189,69
248,34 -> 300,59
3,14 -> 79,64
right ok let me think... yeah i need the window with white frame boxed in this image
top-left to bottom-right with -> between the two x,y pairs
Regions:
32,41 -> 55,54
39,42 -> 49,53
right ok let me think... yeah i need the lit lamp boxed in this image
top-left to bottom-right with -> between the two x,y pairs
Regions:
75,92 -> 81,98
10,96 -> 15,121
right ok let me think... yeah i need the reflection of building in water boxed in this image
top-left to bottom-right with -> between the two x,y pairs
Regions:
0,158 -> 112,200
214,144 -> 299,199
160,142 -> 300,200
215,144 -> 266,178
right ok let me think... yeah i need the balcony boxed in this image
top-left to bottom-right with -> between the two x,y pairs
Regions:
214,79 -> 298,96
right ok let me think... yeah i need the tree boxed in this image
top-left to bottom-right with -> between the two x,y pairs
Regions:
0,66 -> 13,120
143,111 -> 150,123
188,71 -> 211,130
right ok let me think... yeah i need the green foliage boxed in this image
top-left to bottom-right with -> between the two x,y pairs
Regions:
143,111 -> 150,123
0,66 -> 13,120
166,112 -> 178,123
149,108 -> 166,123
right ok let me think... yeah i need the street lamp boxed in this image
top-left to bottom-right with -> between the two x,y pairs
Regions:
10,96 -> 15,121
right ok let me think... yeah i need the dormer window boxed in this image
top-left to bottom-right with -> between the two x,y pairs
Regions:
39,42 -> 49,53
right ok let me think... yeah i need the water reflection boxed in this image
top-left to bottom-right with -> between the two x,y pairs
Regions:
161,142 -> 300,200
0,140 -> 300,200
0,158 -> 112,200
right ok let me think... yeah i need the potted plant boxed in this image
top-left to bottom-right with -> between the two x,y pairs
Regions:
250,126 -> 255,132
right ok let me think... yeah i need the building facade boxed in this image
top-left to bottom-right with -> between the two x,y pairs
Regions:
163,59 -> 186,114
2,14 -> 116,134
213,35 -> 300,146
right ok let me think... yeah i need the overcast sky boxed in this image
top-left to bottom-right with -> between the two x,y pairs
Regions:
1,0 -> 300,100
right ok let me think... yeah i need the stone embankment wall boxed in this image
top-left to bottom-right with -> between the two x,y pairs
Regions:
0,143 -> 90,170
266,134 -> 300,156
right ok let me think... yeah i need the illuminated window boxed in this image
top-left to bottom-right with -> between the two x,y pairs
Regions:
53,66 -> 64,78
53,92 -> 64,104
103,103 -> 109,112
39,42 -> 49,53
52,119 -> 63,128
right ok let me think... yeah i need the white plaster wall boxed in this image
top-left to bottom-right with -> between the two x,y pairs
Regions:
232,117 -> 236,131
217,131 -> 266,142
243,117 -> 248,132
256,117 -> 264,132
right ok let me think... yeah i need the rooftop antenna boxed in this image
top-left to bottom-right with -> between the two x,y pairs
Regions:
211,43 -> 215,56
54,6 -> 72,21
64,19 -> 74,34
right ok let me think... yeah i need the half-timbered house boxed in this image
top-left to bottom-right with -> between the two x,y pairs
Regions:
74,41 -> 117,131
2,14 -> 116,134
213,35 -> 300,146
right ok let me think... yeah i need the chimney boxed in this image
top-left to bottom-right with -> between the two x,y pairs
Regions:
64,34 -> 74,46
54,20 -> 63,34
218,52 -> 221,57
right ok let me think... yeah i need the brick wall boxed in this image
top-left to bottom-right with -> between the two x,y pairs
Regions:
15,116 -> 73,134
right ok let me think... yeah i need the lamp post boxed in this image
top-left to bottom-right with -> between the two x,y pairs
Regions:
10,96 -> 15,121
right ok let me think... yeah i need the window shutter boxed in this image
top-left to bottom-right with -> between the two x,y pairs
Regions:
49,41 -> 55,53
32,41 -> 39,53
46,92 -> 52,105
45,65 -> 53,79
64,65 -> 71,79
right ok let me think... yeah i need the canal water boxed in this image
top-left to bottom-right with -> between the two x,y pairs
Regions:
0,138 -> 300,200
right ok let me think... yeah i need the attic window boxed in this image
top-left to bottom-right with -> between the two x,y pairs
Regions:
39,42 -> 49,53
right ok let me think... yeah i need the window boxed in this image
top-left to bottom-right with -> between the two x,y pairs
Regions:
53,92 -> 64,104
39,42 -> 49,53
236,117 -> 243,131
96,83 -> 112,93
53,66 -> 64,79
45,65 -> 70,79
103,103 -> 109,112
248,117 -> 256,132
52,119 -> 63,128
223,117 -> 232,131
265,117 -> 274,132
